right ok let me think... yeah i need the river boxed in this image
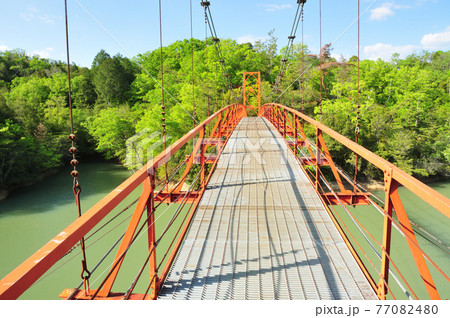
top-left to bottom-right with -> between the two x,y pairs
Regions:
0,162 -> 449,299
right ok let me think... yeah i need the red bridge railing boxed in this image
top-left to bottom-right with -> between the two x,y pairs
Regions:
0,104 -> 247,300
260,103 -> 450,300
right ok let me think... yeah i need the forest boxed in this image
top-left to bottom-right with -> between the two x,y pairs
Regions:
1,35 -> 449,191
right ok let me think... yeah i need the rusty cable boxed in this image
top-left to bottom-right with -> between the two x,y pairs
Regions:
159,0 -> 168,189
319,0 -> 323,121
64,0 -> 91,293
353,0 -> 361,193
201,1 -> 239,103
204,4 -> 210,120
269,0 -> 305,98
301,8 -> 305,114
190,0 -> 196,128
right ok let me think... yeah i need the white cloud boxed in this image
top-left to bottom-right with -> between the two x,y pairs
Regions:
370,3 -> 394,20
38,14 -> 57,25
0,45 -> 9,51
20,12 -> 35,22
237,34 -> 269,44
32,47 -> 54,59
363,43 -> 419,60
20,6 -> 60,24
421,26 -> 450,50
259,4 -> 292,12
370,3 -> 410,21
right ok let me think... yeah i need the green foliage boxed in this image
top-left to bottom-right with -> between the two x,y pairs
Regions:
284,51 -> 450,179
0,44 -> 449,190
85,106 -> 136,159
92,52 -> 135,104
0,119 -> 62,187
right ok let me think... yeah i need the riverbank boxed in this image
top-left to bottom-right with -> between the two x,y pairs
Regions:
0,156 -> 120,202
0,167 -> 61,202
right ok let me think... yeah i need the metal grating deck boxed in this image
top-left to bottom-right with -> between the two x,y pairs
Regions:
158,117 -> 377,300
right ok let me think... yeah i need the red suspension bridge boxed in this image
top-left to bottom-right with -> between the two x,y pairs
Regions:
0,1 -> 449,300
0,76 -> 449,300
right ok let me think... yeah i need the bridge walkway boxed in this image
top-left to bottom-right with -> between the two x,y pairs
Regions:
158,117 -> 377,300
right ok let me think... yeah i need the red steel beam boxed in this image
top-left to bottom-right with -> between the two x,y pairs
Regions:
321,193 -> 371,206
154,191 -> 201,203
60,289 -> 152,300
96,178 -> 152,297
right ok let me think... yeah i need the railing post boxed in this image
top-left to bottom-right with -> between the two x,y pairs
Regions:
223,110 -> 229,137
232,106 -> 236,131
283,108 -> 287,138
276,107 -> 281,130
217,113 -> 222,152
200,125 -> 206,189
294,114 -> 298,157
379,168 -> 393,300
147,172 -> 158,299
231,106 -> 235,128
273,107 -> 277,128
271,104 -> 275,124
315,128 -> 322,192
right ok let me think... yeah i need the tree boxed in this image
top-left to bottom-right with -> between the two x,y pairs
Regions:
92,52 -> 135,105
91,49 -> 111,69
85,106 -> 135,159
72,75 -> 96,108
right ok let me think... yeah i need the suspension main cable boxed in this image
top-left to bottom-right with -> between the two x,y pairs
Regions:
200,1 -> 239,103
301,7 -> 305,113
159,0 -> 168,188
319,0 -> 323,121
203,2 -> 211,119
269,0 -> 306,99
353,0 -> 361,192
190,0 -> 196,128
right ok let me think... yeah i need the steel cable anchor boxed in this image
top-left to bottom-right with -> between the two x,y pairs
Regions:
72,180 -> 91,294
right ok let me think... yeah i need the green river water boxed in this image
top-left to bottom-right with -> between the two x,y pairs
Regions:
0,162 -> 449,299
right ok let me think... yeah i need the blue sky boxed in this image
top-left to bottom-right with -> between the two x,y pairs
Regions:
1,0 -> 449,67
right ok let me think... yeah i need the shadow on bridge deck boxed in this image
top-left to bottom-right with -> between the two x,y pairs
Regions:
158,117 -> 377,300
